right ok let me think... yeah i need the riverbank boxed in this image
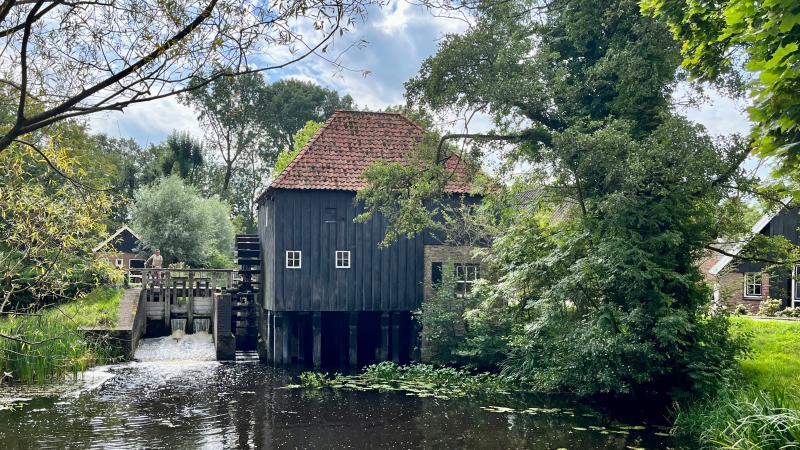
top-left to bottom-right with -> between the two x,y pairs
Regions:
672,317 -> 800,448
0,287 -> 123,384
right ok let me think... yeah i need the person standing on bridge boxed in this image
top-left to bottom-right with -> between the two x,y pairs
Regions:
145,249 -> 164,280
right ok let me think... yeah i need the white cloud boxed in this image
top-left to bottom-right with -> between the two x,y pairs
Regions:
89,97 -> 200,147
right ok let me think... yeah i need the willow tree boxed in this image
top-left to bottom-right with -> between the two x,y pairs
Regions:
358,0 -> 756,400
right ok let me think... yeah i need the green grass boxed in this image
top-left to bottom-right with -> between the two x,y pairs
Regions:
731,317 -> 800,394
0,287 -> 123,384
673,317 -> 800,448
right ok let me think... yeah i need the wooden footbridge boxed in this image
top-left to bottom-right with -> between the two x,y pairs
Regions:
132,235 -> 261,360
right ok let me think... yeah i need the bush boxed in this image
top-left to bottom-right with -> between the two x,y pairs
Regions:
758,298 -> 783,317
734,304 -> 749,316
673,389 -> 800,449
131,175 -> 234,267
777,307 -> 800,319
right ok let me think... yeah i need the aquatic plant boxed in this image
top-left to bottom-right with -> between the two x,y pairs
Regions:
298,362 -> 516,399
0,287 -> 123,384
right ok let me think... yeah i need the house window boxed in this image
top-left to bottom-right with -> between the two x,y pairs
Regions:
286,251 -> 301,269
455,263 -> 480,296
324,208 -> 337,223
336,251 -> 351,268
794,265 -> 800,306
115,258 -> 124,268
744,272 -> 762,298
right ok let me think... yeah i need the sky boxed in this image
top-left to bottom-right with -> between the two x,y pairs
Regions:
89,1 -> 753,149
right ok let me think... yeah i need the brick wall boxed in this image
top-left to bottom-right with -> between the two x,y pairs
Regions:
422,245 -> 482,300
715,271 -> 769,314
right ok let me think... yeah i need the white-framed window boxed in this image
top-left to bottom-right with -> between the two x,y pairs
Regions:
336,251 -> 351,269
286,251 -> 302,269
744,272 -> 762,298
115,258 -> 124,268
455,263 -> 480,296
793,265 -> 800,307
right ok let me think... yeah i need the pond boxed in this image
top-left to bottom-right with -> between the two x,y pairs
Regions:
0,339 -> 673,449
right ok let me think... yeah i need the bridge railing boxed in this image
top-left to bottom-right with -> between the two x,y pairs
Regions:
141,268 -> 237,330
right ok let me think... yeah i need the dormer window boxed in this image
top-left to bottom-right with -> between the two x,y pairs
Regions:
286,251 -> 301,269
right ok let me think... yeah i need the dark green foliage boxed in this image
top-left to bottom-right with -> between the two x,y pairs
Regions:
357,0 -> 756,403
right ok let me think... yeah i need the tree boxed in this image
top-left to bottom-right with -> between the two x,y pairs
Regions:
181,72 -> 270,193
0,123 -> 118,316
262,79 -> 353,152
358,0 -> 755,401
273,120 -> 322,174
0,0 -> 375,155
131,175 -> 234,267
138,132 -> 206,188
642,0 -> 799,179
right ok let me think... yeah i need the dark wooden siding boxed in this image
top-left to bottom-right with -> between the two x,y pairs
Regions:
258,189 -> 424,312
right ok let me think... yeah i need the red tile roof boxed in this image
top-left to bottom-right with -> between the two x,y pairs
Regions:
263,110 -> 473,196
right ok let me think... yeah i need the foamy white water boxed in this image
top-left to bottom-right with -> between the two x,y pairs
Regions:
134,332 -> 216,362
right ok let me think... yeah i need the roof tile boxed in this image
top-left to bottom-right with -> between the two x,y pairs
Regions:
266,110 -> 473,194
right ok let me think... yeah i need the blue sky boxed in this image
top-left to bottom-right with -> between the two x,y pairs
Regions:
89,2 -> 753,149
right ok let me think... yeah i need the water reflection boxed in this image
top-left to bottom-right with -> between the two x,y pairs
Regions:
0,362 -> 671,449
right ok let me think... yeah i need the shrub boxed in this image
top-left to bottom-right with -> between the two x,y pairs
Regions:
777,307 -> 800,319
758,298 -> 783,317
734,304 -> 749,316
131,175 -> 234,267
673,389 -> 800,449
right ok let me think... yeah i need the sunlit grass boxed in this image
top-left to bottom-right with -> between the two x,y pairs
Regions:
0,287 -> 123,384
731,316 -> 800,394
673,317 -> 800,448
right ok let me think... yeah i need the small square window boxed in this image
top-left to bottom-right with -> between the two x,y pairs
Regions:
744,272 -> 762,298
115,258 -> 124,268
336,251 -> 351,269
455,263 -> 480,296
286,251 -> 301,269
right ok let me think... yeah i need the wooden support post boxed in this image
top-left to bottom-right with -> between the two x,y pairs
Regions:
163,271 -> 171,330
349,312 -> 358,368
391,312 -> 401,363
266,310 -> 274,363
380,312 -> 390,362
273,312 -> 289,365
187,271 -> 195,332
410,315 -> 421,363
313,312 -> 322,369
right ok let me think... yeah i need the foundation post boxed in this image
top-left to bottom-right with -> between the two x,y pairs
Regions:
380,312 -> 390,362
348,312 -> 358,368
391,312 -> 401,363
313,312 -> 322,369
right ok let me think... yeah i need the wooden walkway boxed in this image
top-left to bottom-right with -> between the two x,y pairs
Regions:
117,288 -> 141,331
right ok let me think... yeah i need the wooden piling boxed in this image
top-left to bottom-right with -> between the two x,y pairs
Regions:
349,312 -> 358,368
313,312 -> 322,369
391,312 -> 401,363
380,312 -> 390,362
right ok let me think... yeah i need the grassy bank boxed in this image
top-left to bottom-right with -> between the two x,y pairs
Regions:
0,287 -> 123,384
673,317 -> 800,448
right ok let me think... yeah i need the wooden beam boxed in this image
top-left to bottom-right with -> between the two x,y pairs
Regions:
380,312 -> 390,362
187,272 -> 194,332
391,312 -> 401,363
349,312 -> 358,368
313,312 -> 322,369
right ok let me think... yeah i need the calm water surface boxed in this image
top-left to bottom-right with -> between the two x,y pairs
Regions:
0,347 -> 673,449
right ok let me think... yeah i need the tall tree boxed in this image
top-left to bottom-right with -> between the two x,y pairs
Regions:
358,0 -> 755,400
642,0 -> 800,180
181,72 -> 270,193
0,0 -> 376,154
262,79 -> 354,151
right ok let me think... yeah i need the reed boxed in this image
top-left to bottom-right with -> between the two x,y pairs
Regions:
0,287 -> 122,384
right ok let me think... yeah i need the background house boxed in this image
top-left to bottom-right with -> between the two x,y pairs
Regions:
93,225 -> 145,284
255,110 -> 481,367
704,206 -> 799,313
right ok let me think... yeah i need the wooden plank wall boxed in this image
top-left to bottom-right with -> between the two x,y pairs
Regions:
259,189 -> 425,312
